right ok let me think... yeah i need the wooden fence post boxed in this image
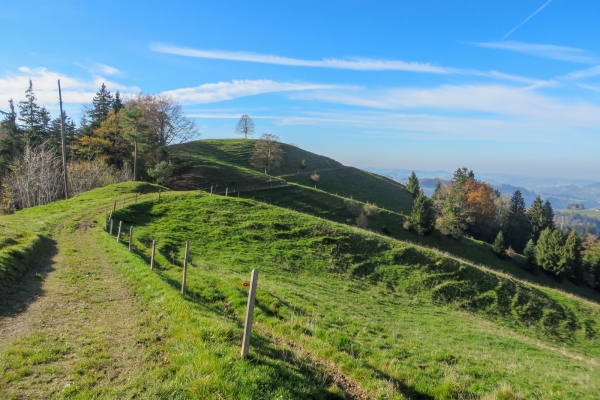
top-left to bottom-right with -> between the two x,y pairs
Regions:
226,187 -> 228,197
129,226 -> 134,251
123,199 -> 126,208
181,241 -> 189,295
135,193 -> 138,204
158,188 -> 161,200
116,221 -> 123,242
150,240 -> 156,269
113,201 -> 117,212
241,268 -> 258,359
110,219 -> 114,235
210,185 -> 213,196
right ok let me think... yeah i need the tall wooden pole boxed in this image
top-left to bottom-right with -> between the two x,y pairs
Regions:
129,226 -> 134,252
241,269 -> 258,358
58,80 -> 69,199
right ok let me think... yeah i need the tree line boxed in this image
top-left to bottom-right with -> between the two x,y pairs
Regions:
0,81 -> 198,211
404,169 -> 600,290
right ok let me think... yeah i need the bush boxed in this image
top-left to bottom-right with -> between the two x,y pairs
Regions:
310,172 -> 320,182
356,213 -> 368,229
363,202 -> 379,217
345,199 -> 363,217
147,161 -> 174,184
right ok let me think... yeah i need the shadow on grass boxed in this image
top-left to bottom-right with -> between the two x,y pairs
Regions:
0,235 -> 57,318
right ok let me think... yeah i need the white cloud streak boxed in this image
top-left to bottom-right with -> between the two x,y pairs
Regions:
150,43 -> 546,85
560,65 -> 600,80
295,84 -> 600,128
503,0 -> 553,39
472,41 -> 597,64
162,79 -> 342,105
0,66 -> 138,111
150,44 -> 452,73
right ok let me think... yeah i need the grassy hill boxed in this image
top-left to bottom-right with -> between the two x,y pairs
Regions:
2,184 -> 599,398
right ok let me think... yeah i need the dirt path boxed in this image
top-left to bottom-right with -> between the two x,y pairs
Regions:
0,226 -> 151,398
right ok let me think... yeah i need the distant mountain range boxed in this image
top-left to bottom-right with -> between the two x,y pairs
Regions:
366,168 -> 600,210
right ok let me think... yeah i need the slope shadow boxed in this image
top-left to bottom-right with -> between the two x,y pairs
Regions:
0,235 -> 57,319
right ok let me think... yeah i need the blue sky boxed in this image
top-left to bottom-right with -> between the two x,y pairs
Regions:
1,0 -> 599,179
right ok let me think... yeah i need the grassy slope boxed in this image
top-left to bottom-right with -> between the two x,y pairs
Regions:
0,224 -> 41,296
168,139 -> 413,213
1,184 -> 599,398
240,184 -> 600,303
112,190 -> 600,398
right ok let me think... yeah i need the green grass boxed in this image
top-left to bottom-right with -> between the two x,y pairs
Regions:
99,191 -> 600,398
281,167 -> 414,215
558,209 -> 600,218
0,224 -> 41,297
168,139 -> 343,191
239,184 -> 600,304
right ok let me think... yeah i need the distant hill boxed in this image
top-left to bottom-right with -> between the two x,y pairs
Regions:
169,139 -> 414,215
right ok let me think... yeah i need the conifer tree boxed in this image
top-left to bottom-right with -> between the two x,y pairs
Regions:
113,91 -> 124,112
120,105 -> 151,181
535,228 -> 567,277
542,200 -> 556,231
524,239 -> 536,266
410,191 -> 435,234
453,167 -> 474,186
0,99 -> 23,168
493,231 -> 507,258
564,231 -> 583,282
506,189 -> 530,252
406,171 -> 420,198
88,83 -> 114,129
17,80 -> 44,146
528,196 -> 545,242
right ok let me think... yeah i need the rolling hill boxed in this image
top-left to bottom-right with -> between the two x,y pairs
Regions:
1,140 -> 599,398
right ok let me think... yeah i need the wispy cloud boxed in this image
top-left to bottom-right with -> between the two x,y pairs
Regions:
150,43 -> 548,86
295,84 -> 600,127
162,79 -> 342,105
560,65 -> 600,80
503,0 -> 553,39
75,61 -> 124,76
0,66 -> 138,110
150,44 -> 452,73
472,41 -> 597,64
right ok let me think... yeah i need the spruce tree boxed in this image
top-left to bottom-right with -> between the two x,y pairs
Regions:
493,231 -> 507,258
542,200 -> 556,230
564,231 -> 583,282
113,91 -> 124,112
406,171 -> 420,198
527,196 -> 545,242
535,228 -> 566,277
0,99 -> 23,172
453,167 -> 474,185
524,239 -> 536,266
410,191 -> 435,235
88,83 -> 114,128
506,189 -> 530,252
17,80 -> 44,146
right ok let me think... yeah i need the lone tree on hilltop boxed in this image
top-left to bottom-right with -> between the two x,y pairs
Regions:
236,114 -> 255,139
249,133 -> 284,174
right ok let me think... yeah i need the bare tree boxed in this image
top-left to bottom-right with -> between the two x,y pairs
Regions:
249,133 -> 284,174
235,114 -> 255,139
129,93 -> 200,147
4,143 -> 63,209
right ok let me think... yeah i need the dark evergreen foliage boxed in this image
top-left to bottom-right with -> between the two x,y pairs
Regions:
410,191 -> 435,234
493,231 -> 507,258
506,189 -> 530,252
406,171 -> 420,198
